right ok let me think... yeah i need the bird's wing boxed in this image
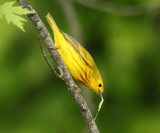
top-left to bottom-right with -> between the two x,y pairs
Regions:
61,31 -> 96,69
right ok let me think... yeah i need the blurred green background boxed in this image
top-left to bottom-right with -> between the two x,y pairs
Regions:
0,0 -> 160,133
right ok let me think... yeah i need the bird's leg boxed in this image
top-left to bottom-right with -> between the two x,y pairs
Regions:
75,85 -> 81,92
50,45 -> 60,50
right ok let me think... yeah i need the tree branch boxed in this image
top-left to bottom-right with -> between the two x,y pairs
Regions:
73,0 -> 147,16
74,0 -> 160,17
17,0 -> 100,132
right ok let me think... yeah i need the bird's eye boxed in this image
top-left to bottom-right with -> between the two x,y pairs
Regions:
98,83 -> 102,87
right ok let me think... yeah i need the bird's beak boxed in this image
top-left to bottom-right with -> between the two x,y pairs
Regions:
99,90 -> 103,101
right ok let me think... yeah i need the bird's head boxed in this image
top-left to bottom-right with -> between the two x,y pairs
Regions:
88,73 -> 104,95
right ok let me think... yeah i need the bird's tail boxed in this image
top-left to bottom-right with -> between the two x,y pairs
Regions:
46,13 -> 59,32
46,13 -> 65,44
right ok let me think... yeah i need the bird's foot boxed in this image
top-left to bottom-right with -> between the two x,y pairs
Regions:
50,45 -> 60,50
75,85 -> 81,93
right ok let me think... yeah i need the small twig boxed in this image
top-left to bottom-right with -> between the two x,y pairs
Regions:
38,36 -> 63,79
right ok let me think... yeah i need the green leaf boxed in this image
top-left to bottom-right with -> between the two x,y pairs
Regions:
0,1 -> 34,32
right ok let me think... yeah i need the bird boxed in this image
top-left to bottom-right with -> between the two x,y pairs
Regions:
46,13 -> 104,120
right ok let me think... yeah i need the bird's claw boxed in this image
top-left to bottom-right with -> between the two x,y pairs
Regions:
50,45 -> 60,50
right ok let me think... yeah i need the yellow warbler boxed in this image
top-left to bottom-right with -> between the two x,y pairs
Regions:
46,13 -> 104,119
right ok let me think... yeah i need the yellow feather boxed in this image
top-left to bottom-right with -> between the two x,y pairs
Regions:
46,13 -> 104,119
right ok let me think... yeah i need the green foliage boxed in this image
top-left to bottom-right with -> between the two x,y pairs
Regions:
0,1 -> 33,32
